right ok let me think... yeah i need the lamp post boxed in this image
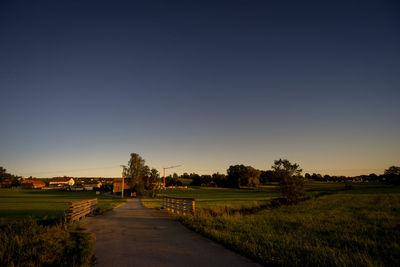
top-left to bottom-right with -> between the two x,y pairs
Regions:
120,165 -> 127,198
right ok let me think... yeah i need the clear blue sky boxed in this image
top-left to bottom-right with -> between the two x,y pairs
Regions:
1,0 -> 399,177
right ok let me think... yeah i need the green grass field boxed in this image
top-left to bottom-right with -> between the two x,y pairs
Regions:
145,185 -> 281,211
142,183 -> 400,266
143,182 -> 350,211
0,189 -> 126,225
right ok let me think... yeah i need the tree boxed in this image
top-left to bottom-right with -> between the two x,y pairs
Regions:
146,168 -> 160,192
0,167 -> 6,177
127,153 -> 150,196
384,166 -> 400,185
259,170 -> 275,184
213,173 -> 227,187
272,159 -> 304,204
0,166 -> 18,185
311,173 -> 323,181
190,174 -> 202,186
227,165 -> 261,188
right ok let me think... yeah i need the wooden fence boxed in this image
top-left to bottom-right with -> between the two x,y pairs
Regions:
163,197 -> 195,215
68,198 -> 98,221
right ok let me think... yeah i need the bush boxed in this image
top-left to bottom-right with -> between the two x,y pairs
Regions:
278,174 -> 304,204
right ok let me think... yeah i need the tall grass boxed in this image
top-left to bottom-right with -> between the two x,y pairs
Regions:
0,219 -> 93,267
180,192 -> 400,266
0,189 -> 128,266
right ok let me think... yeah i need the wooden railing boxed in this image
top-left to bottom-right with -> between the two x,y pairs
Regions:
163,197 -> 195,215
68,198 -> 98,221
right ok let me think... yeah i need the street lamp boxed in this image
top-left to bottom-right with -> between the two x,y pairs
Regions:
120,165 -> 127,198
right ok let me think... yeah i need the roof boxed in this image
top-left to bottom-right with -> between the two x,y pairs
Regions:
21,179 -> 45,185
50,177 -> 73,182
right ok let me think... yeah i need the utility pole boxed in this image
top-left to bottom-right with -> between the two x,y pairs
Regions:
162,165 -> 182,188
120,165 -> 127,198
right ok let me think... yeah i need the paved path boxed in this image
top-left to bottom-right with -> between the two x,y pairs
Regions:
83,199 -> 258,267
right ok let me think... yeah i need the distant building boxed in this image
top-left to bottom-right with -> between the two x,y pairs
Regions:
0,179 -> 12,188
49,177 -> 75,187
113,179 -> 129,194
21,179 -> 46,189
83,181 -> 102,190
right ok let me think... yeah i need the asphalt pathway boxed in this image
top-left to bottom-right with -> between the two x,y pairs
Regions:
83,199 -> 259,267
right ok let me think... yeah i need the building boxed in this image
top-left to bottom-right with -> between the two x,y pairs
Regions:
0,179 -> 12,188
49,177 -> 75,187
83,181 -> 102,191
113,179 -> 129,194
21,179 -> 46,189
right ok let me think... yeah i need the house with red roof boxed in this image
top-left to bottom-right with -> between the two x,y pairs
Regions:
21,179 -> 46,189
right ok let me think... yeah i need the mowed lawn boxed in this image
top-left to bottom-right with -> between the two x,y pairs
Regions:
0,189 -> 126,225
143,183 -> 400,266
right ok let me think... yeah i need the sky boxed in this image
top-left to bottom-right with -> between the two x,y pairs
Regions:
1,0 -> 399,178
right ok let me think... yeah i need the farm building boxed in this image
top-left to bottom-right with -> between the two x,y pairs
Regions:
113,179 -> 129,194
49,177 -> 75,187
83,181 -> 102,190
21,179 -> 46,189
0,179 -> 12,188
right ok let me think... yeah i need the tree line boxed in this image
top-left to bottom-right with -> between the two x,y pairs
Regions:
176,166 -> 400,187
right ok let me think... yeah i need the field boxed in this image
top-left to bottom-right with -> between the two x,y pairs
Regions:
142,183 -> 400,266
143,182 -> 347,211
0,189 -> 126,225
0,188 -> 126,267
144,186 -> 280,211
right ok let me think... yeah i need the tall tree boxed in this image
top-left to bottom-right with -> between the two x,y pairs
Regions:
127,153 -> 150,195
272,159 -> 304,204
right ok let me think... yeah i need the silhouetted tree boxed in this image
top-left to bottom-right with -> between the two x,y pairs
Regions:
213,173 -> 227,187
260,170 -> 275,184
188,174 -> 200,186
384,166 -> 400,185
227,165 -> 260,188
272,159 -> 304,204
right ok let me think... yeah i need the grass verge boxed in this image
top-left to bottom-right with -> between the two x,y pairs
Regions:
179,191 -> 400,266
0,219 -> 94,267
142,183 -> 400,266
